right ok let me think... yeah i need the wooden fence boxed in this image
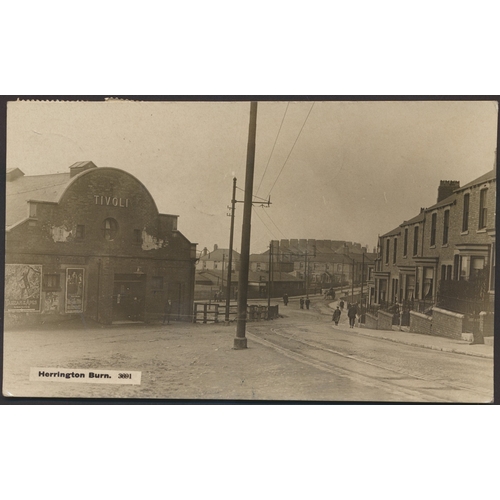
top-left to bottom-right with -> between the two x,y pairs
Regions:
193,303 -> 279,323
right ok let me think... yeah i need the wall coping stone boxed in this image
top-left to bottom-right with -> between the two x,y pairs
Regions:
409,310 -> 432,321
432,307 -> 464,319
378,310 -> 393,319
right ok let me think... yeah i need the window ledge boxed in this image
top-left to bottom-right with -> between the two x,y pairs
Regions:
461,230 -> 469,235
441,244 -> 449,248
430,245 -> 436,249
476,229 -> 487,234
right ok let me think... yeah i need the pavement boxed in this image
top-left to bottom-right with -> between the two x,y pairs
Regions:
323,300 -> 493,359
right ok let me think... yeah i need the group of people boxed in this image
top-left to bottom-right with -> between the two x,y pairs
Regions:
300,297 -> 311,309
281,293 -> 359,327
282,294 -> 311,310
332,301 -> 359,328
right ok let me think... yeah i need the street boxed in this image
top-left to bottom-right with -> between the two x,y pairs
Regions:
2,296 -> 493,402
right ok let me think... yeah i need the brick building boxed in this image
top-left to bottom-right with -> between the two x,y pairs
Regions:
5,162 -> 197,326
370,169 -> 495,338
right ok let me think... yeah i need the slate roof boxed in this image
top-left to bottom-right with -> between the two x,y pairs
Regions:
425,193 -> 457,212
454,168 -> 496,193
6,171 -> 72,228
381,225 -> 402,238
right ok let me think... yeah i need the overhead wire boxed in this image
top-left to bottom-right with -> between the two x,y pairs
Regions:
267,102 -> 316,196
252,206 -> 278,240
262,209 -> 287,239
256,102 -> 290,196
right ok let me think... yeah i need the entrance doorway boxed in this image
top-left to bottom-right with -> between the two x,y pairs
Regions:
113,274 -> 146,322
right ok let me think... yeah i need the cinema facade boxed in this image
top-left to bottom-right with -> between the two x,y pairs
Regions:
5,162 -> 197,327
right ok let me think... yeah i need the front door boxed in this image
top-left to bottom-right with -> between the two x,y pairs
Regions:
113,274 -> 146,321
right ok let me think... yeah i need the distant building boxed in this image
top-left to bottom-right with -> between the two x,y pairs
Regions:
196,245 -> 240,272
270,239 -> 376,288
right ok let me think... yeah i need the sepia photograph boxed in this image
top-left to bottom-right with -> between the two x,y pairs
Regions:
2,97 -> 497,402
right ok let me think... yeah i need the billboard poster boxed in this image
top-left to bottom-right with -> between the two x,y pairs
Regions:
65,268 -> 84,313
4,264 -> 42,312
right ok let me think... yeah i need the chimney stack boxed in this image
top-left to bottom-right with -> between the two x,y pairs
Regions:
437,180 -> 460,202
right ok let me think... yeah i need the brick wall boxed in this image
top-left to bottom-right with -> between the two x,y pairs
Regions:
377,310 -> 394,330
409,311 -> 432,335
364,312 -> 378,329
431,307 -> 464,340
480,311 -> 494,337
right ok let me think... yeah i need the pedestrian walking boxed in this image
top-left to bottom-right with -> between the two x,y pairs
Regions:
300,297 -> 305,309
283,293 -> 289,306
347,303 -> 357,328
163,299 -> 172,325
332,306 -> 341,325
339,300 -> 344,311
305,297 -> 310,310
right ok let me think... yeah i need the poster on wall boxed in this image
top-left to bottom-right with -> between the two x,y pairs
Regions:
65,268 -> 84,313
4,264 -> 42,312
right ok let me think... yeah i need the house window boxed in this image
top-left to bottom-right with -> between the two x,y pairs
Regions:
443,210 -> 450,245
43,273 -> 60,291
462,193 -> 470,231
393,238 -> 397,264
441,265 -> 446,281
413,226 -> 419,256
470,257 -> 485,281
491,245 -> 496,291
423,267 -> 434,299
479,188 -> 487,229
453,254 -> 460,280
403,228 -> 408,256
385,239 -> 390,264
152,276 -> 163,289
76,225 -> 85,240
133,229 -> 142,244
430,213 -> 437,246
29,202 -> 37,218
446,265 -> 452,281
103,218 -> 118,240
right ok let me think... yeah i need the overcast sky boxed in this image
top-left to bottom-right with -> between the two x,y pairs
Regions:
6,99 -> 498,254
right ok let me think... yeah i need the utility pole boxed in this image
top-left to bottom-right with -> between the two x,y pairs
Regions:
225,177 -> 237,322
361,250 -> 365,308
267,241 -> 272,309
304,251 -> 308,299
351,258 -> 354,304
221,253 -> 225,297
234,101 -> 258,349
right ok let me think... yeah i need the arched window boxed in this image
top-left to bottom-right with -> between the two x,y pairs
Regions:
103,218 -> 118,240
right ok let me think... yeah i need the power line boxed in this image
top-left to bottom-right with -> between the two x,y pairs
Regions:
268,102 -> 316,195
252,206 -> 278,240
262,209 -> 287,239
256,102 -> 290,196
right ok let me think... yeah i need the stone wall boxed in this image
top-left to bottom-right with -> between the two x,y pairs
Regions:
409,311 -> 432,335
378,310 -> 394,330
431,307 -> 464,340
364,312 -> 378,329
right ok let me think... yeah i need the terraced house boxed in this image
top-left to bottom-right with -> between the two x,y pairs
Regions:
369,169 -> 495,342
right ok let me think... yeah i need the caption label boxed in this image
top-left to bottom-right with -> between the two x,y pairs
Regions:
30,368 -> 141,385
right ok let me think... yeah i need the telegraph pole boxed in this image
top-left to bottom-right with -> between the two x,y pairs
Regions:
361,250 -> 365,308
234,101 -> 258,349
267,241 -> 272,309
304,251 -> 308,298
351,259 -> 355,303
225,177 -> 237,322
